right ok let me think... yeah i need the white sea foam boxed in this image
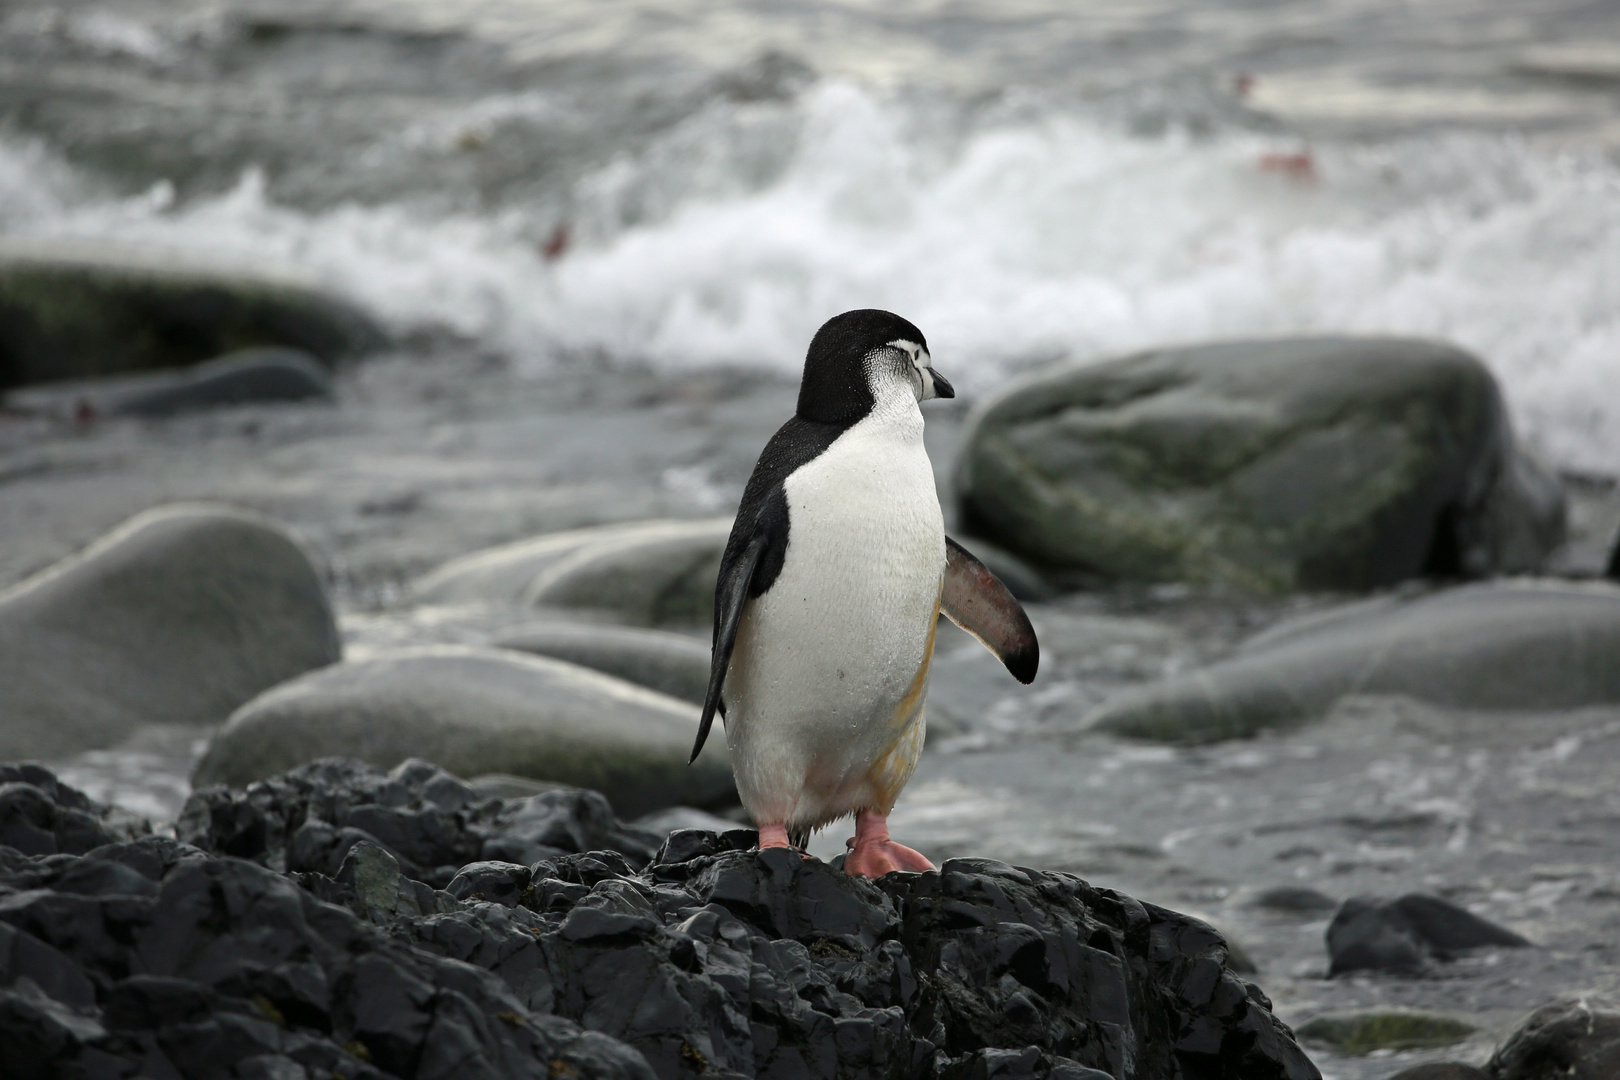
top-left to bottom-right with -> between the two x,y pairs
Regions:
3,80 -> 1618,470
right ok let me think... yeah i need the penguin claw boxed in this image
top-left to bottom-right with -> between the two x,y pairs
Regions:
843,839 -> 935,878
842,809 -> 934,877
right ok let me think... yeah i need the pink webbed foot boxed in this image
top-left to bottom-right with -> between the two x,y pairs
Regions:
842,809 -> 935,878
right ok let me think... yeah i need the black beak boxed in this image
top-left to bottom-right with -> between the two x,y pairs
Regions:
929,369 -> 955,399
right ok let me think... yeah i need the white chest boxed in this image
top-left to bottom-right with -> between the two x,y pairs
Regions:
732,397 -> 944,718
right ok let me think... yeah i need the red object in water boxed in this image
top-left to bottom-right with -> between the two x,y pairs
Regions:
1234,73 -> 1255,98
542,224 -> 570,261
1258,151 -> 1317,183
73,398 -> 96,424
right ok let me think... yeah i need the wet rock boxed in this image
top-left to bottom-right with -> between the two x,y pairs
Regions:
520,518 -> 732,627
412,520 -> 663,606
0,763 -> 149,855
1485,997 -> 1620,1080
414,518 -> 731,627
445,861 -> 533,906
0,238 -> 384,391
939,1046 -> 1113,1079
1295,1009 -> 1475,1055
0,807 -> 654,1080
6,346 -> 334,418
1326,893 -> 1531,976
193,647 -> 735,815
334,840 -> 436,923
178,757 -> 661,887
0,504 -> 341,759
8,762 -> 1320,1080
494,621 -> 711,704
1385,1066 -> 1490,1080
956,337 -> 1564,593
1085,582 -> 1620,742
1246,886 -> 1339,914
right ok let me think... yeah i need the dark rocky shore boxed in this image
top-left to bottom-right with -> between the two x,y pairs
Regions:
3,758 -> 1319,1080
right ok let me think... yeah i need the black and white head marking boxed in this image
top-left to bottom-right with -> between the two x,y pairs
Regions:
794,308 -> 953,424
875,337 -> 955,404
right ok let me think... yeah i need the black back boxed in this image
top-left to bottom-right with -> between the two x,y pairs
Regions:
688,309 -> 927,766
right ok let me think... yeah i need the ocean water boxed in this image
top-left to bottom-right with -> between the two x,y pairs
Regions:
3,0 -> 1619,474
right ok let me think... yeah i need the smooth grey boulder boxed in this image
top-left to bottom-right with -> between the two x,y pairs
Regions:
193,646 -> 736,817
412,520 -> 664,606
0,238 -> 384,390
0,504 -> 341,759
414,517 -> 732,628
1085,581 -> 1620,742
493,621 -> 711,703
955,337 -> 1565,593
5,347 -> 333,419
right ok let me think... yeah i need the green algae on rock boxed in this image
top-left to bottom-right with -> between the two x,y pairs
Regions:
0,239 -> 385,390
954,337 -> 1564,594
1296,1009 -> 1475,1056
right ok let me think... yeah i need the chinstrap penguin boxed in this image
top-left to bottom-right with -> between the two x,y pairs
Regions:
690,309 -> 1039,878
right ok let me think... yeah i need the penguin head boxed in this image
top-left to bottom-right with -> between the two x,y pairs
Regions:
797,308 -> 955,424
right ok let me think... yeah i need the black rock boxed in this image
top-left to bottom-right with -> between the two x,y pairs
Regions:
6,760 -> 1321,1080
1326,893 -> 1531,976
1486,997 -> 1620,1080
1383,1065 -> 1490,1080
178,757 -> 663,888
0,763 -> 150,856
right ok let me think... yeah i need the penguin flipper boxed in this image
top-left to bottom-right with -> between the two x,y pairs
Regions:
941,536 -> 1039,684
692,529 -> 768,764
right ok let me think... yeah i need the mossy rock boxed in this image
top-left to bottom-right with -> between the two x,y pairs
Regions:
955,337 -> 1564,594
0,239 -> 384,390
1296,1009 -> 1475,1055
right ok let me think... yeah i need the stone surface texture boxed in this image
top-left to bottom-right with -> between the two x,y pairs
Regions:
1083,582 -> 1620,742
192,647 -> 735,816
1293,1009 -> 1474,1055
0,504 -> 341,759
6,346 -> 334,418
1485,998 -> 1620,1080
1326,894 -> 1531,977
955,338 -> 1564,594
412,518 -> 730,626
493,622 -> 712,704
1,760 -> 1323,1080
0,240 -> 383,389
